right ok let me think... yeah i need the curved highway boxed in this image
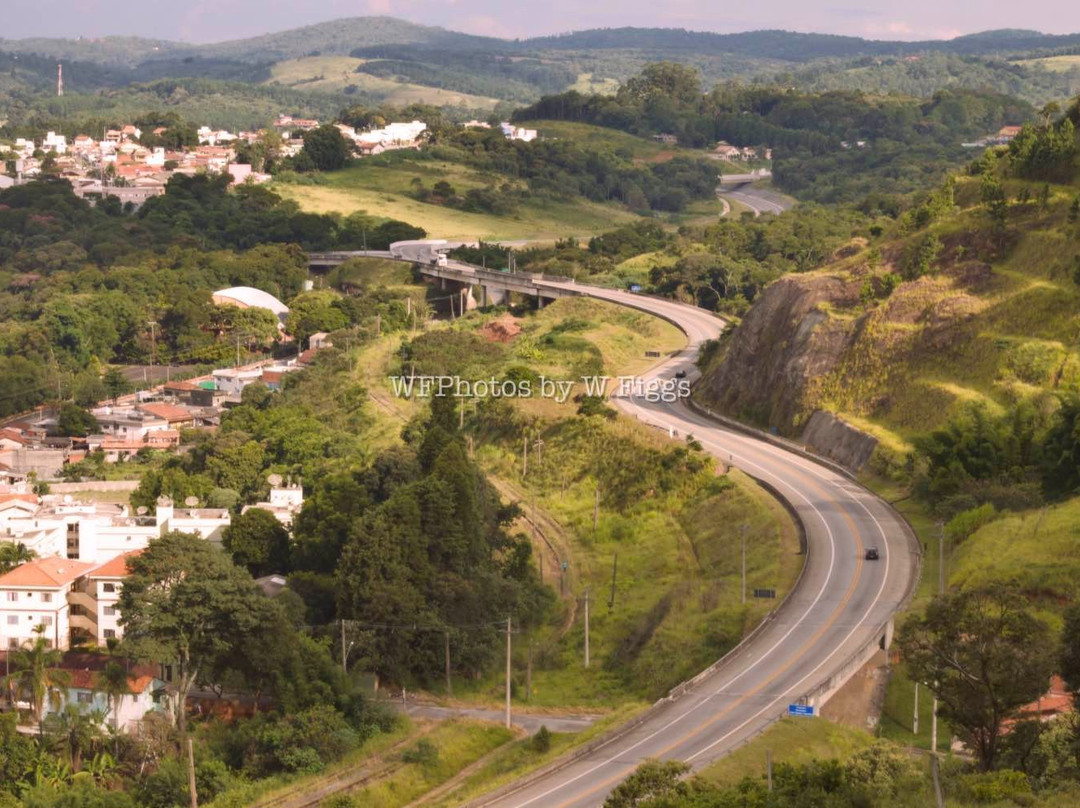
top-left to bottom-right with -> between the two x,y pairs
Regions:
316,245 -> 919,808
718,183 -> 792,216
473,285 -> 917,807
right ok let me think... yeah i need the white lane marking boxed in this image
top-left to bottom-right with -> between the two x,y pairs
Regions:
502,419 -> 841,808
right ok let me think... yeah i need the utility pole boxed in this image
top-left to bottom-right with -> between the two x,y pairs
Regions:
147,321 -> 157,382
938,521 -> 946,595
522,434 -> 528,477
593,484 -> 600,530
187,737 -> 198,808
444,631 -> 451,696
504,617 -> 512,729
584,589 -> 590,668
526,641 -> 533,702
741,524 -> 748,605
766,749 -> 773,792
931,680 -> 939,754
913,682 -> 920,735
608,552 -> 618,609
340,619 -> 347,674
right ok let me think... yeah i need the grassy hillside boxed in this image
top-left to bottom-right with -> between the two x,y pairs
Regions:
352,292 -> 800,707
265,55 -> 499,108
274,156 -> 643,241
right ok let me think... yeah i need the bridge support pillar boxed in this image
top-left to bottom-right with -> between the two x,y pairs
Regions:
881,617 -> 895,651
482,285 -> 508,307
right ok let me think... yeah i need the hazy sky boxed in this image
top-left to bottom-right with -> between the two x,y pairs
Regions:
5,0 -> 1080,43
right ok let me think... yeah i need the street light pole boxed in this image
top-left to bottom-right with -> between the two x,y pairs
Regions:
741,524 -> 748,605
504,617 -> 512,729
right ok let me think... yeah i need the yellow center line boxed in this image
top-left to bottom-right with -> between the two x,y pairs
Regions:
549,472 -> 867,808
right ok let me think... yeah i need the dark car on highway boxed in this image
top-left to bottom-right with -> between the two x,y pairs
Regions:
865,547 -> 880,561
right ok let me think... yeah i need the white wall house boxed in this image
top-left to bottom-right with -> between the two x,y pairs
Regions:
53,667 -> 164,731
242,483 -> 304,528
0,558 -> 97,650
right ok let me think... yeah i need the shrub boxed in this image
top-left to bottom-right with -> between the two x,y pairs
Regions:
958,769 -> 1032,803
532,725 -> 552,753
945,503 -> 998,545
401,739 -> 439,767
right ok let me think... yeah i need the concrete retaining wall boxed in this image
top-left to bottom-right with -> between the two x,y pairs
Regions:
49,481 -> 140,493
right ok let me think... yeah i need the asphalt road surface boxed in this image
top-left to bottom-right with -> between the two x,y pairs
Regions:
719,184 -> 792,216
309,246 -> 919,808
464,282 -> 919,808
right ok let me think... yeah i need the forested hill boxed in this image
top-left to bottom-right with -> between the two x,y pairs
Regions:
6,22 -> 1080,66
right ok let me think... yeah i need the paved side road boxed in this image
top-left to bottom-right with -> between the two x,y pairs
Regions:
397,701 -> 600,735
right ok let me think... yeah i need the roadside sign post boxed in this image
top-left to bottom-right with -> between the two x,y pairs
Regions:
787,704 -> 815,717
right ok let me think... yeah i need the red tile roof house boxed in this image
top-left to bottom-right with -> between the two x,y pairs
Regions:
0,649 -> 166,731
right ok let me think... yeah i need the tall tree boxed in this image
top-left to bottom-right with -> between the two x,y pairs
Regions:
302,125 -> 352,172
222,508 -> 291,576
3,626 -> 72,728
898,587 -> 1055,770
117,532 -> 266,739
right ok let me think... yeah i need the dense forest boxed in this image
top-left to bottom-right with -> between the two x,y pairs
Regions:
515,62 -> 1037,203
0,177 -> 423,416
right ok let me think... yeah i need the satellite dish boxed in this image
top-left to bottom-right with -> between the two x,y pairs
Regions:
136,506 -> 148,516
184,496 -> 199,507
267,473 -> 283,487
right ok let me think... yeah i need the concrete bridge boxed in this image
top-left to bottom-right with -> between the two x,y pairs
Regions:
308,246 -> 584,310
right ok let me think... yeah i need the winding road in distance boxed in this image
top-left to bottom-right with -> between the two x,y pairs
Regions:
308,245 -> 920,808
466,282 -> 919,808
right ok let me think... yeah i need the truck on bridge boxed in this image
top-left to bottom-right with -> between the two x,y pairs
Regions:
389,239 -> 449,266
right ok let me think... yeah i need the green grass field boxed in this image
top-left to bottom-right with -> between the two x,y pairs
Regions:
700,717 -> 875,785
346,721 -> 514,807
1011,54 -> 1080,73
275,158 -> 641,241
265,55 -> 499,108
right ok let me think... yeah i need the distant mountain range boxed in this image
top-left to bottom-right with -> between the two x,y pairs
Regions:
1,18 -> 1078,128
3,19 -> 1080,67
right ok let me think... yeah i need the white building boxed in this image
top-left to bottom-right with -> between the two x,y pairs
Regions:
211,367 -> 265,397
55,664 -> 164,731
92,407 -> 171,442
500,123 -> 538,142
68,550 -> 140,645
0,558 -> 97,649
243,482 -> 304,528
42,132 -> 68,155
158,498 -> 230,547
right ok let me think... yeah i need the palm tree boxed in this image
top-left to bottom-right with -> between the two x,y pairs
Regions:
99,661 -> 132,732
3,625 -> 71,729
44,705 -> 106,772
0,542 -> 34,574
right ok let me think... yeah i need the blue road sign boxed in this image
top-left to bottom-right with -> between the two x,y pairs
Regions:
788,704 -> 815,717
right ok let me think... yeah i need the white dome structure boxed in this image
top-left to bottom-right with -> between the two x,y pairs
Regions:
211,286 -> 290,328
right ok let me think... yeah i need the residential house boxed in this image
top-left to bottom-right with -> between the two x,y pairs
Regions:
0,558 -> 97,649
68,551 -> 140,645
137,403 -> 195,430
243,482 -> 304,528
211,367 -> 265,397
